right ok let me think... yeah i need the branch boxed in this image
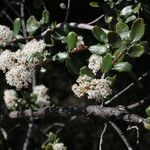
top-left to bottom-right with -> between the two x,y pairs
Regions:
127,94 -> 150,110
109,121 -> 133,150
99,123 -> 107,150
7,105 -> 147,126
105,71 -> 150,105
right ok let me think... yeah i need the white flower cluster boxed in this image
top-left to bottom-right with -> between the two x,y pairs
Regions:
0,25 -> 13,46
33,85 -> 50,107
72,75 -> 112,101
88,54 -> 102,75
52,143 -> 67,150
4,89 -> 18,108
0,39 -> 46,89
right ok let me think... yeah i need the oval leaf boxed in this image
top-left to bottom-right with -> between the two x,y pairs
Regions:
90,2 -> 99,8
130,18 -> 145,43
146,106 -> 150,116
92,26 -> 107,43
101,53 -> 113,73
27,16 -> 40,33
13,18 -> 21,36
89,44 -> 107,55
116,21 -> 129,40
80,66 -> 95,77
41,10 -> 50,24
120,6 -> 132,17
128,44 -> 144,58
107,32 -> 122,48
114,62 -> 132,72
67,32 -> 78,51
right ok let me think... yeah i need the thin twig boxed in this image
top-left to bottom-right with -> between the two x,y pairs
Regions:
23,123 -> 33,150
99,123 -> 107,150
64,0 -> 71,23
2,11 -> 13,23
127,94 -> 150,110
105,71 -> 150,105
109,121 -> 133,150
88,14 -> 104,25
20,0 -> 27,39
5,0 -> 20,17
127,125 -> 139,144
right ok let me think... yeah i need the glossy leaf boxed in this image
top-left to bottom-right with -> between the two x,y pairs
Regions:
128,44 -> 144,58
106,75 -> 116,85
146,106 -> 150,116
113,49 -> 125,63
101,53 -> 113,73
41,10 -> 50,24
107,32 -> 122,48
120,6 -> 132,17
80,66 -> 95,77
52,52 -> 68,62
116,21 -> 129,40
67,32 -> 78,51
90,2 -> 99,8
13,18 -> 21,36
114,62 -> 132,72
27,16 -> 40,33
92,26 -> 107,43
133,3 -> 141,13
130,18 -> 145,43
89,44 -> 107,55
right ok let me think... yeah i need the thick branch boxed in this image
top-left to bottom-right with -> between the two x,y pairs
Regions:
8,105 -> 147,126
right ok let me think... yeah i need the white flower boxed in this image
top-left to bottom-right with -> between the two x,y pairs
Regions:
0,50 -> 15,72
22,39 -> 46,53
87,78 -> 112,100
16,39 -> 46,66
0,25 -> 13,46
5,65 -> 33,90
33,85 -> 50,107
72,75 -> 112,101
52,143 -> 67,150
88,54 -> 102,75
4,89 -> 18,108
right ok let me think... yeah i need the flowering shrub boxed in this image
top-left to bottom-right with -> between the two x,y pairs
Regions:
1,0 -> 150,150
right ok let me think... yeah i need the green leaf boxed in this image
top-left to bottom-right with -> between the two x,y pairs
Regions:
120,6 -> 132,17
114,62 -> 132,72
146,106 -> 150,116
26,16 -> 40,33
89,44 -> 107,55
133,3 -> 141,13
106,75 -> 116,85
66,57 -> 78,74
107,32 -> 122,48
80,66 -> 95,77
92,26 -> 107,43
130,18 -> 145,43
90,2 -> 99,8
67,32 -> 78,51
128,44 -> 144,58
13,18 -> 21,36
41,10 -> 50,24
125,15 -> 136,23
113,49 -> 125,63
101,53 -> 113,73
52,52 -> 68,62
116,21 -> 129,40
